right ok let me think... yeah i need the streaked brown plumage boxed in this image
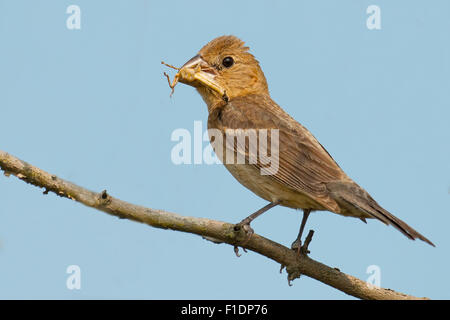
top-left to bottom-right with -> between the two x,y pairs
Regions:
166,35 -> 434,248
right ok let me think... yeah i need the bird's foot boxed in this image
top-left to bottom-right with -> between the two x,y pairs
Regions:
233,245 -> 247,257
290,238 -> 302,254
290,230 -> 314,256
234,220 -> 254,246
233,222 -> 253,257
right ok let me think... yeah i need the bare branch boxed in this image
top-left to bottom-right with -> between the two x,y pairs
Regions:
0,150 -> 428,300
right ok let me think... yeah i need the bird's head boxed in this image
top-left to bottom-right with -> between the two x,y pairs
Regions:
176,35 -> 269,108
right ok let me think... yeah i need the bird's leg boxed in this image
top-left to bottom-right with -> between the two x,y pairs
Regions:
234,201 -> 280,244
291,209 -> 311,255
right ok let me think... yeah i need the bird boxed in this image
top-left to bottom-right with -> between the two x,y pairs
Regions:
162,35 -> 434,250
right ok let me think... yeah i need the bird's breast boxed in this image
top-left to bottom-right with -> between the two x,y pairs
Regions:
207,102 -> 327,211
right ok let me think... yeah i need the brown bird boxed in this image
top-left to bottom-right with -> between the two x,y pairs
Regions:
163,35 -> 434,250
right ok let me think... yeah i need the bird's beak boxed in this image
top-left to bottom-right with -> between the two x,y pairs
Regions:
177,55 -> 226,96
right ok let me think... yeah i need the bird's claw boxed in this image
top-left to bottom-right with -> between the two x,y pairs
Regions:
291,230 -> 314,256
234,222 -> 254,245
232,222 -> 253,258
234,246 -> 241,257
290,239 -> 309,255
233,246 -> 248,257
290,238 -> 302,254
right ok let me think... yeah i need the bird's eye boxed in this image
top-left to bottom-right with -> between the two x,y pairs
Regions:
222,56 -> 234,68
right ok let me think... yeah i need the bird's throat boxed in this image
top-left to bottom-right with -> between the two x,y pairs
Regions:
197,87 -> 229,113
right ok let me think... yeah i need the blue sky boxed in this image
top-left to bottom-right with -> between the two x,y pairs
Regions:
0,0 -> 449,299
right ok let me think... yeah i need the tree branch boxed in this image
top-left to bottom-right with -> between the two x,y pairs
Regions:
0,150 -> 428,300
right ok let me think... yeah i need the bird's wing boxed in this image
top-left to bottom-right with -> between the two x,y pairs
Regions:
210,95 -> 346,212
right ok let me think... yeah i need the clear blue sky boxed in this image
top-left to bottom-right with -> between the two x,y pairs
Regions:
0,0 -> 449,299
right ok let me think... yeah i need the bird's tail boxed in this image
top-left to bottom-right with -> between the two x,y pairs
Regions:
326,181 -> 435,247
